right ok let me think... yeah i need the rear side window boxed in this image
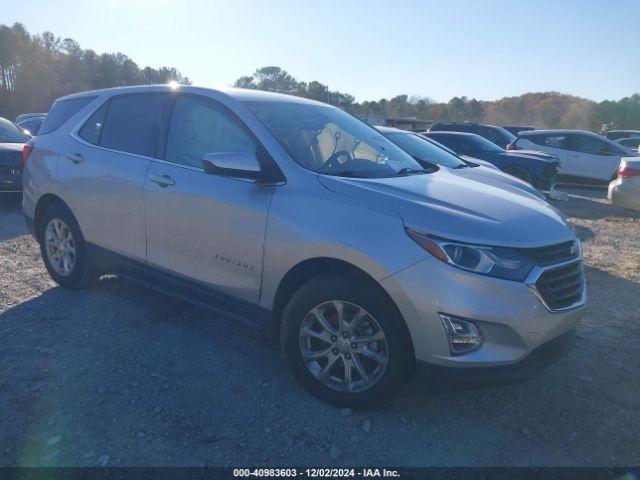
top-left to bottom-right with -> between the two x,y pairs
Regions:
165,95 -> 257,168
39,96 -> 96,135
527,134 -> 568,149
79,103 -> 108,145
99,93 -> 167,157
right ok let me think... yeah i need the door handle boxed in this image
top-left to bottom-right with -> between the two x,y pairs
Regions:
67,153 -> 84,164
149,174 -> 175,188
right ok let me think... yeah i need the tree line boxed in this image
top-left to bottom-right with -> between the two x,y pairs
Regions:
236,67 -> 640,131
0,23 -> 190,119
1,22 -> 638,131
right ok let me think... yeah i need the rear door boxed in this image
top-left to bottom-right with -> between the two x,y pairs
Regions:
144,93 -> 275,305
60,92 -> 168,261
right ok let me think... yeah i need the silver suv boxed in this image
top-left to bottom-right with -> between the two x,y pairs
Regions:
22,85 -> 586,407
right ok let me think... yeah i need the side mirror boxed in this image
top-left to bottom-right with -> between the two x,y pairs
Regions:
202,152 -> 264,180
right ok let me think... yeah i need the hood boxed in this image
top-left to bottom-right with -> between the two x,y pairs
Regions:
0,143 -> 25,152
506,150 -> 558,163
459,155 -> 500,170
0,143 -> 24,166
318,169 -> 574,248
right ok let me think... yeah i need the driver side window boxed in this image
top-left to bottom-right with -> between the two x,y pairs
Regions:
165,95 -> 256,169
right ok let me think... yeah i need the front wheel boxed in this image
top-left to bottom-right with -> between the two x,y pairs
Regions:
281,274 -> 414,408
39,203 -> 96,289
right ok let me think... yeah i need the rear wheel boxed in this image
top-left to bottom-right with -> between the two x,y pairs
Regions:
503,165 -> 534,186
281,274 -> 414,408
38,203 -> 96,288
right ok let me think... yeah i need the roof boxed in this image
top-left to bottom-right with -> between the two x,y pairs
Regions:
519,129 -> 605,138
56,84 -> 328,107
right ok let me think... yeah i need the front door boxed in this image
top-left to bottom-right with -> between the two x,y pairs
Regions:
144,94 -> 274,305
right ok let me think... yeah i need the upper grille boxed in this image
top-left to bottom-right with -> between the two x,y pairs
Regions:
535,261 -> 585,311
523,240 -> 578,266
0,150 -> 21,165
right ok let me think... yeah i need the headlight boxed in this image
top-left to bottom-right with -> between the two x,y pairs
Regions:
406,228 -> 534,281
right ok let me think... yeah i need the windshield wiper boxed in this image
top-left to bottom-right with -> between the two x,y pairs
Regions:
388,167 -> 434,177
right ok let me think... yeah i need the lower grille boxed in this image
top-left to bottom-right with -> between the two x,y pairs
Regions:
0,166 -> 22,176
535,261 -> 585,311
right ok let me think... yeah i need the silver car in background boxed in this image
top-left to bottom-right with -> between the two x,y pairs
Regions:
22,85 -> 585,407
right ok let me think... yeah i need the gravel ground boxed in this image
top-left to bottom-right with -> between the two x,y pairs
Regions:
0,189 -> 638,467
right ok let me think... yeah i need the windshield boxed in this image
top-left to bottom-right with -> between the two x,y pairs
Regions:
384,132 -> 467,169
0,118 -> 30,143
472,135 -> 505,153
243,101 -> 423,178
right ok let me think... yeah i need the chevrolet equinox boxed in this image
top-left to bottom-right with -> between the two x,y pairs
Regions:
22,85 -> 586,407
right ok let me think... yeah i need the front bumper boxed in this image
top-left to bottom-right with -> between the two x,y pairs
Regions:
381,256 -> 585,369
416,328 -> 576,388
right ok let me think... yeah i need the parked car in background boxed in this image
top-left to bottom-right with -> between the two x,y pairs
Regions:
616,137 -> 640,152
422,131 -> 559,190
0,116 -> 30,194
15,113 -> 46,124
503,125 -> 536,136
605,130 -> 640,141
377,126 -> 545,199
23,85 -> 585,407
513,130 -> 640,185
428,122 -> 517,149
17,116 -> 44,136
608,158 -> 640,211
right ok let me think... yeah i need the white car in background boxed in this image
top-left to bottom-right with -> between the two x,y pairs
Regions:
609,158 -> 640,212
513,130 -> 640,185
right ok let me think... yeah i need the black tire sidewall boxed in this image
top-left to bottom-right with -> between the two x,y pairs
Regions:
281,274 -> 414,408
38,203 -> 92,288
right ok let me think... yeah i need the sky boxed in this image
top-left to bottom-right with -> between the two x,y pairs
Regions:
2,0 -> 639,103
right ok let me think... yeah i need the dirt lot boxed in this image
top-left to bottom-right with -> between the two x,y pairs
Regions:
0,189 -> 639,467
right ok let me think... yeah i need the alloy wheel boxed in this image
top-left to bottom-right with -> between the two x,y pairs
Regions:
44,218 -> 77,276
299,300 -> 389,393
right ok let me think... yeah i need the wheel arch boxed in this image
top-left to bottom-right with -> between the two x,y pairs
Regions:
34,193 -> 70,240
270,257 -> 415,359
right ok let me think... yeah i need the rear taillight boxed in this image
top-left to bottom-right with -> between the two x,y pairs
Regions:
618,164 -> 640,179
22,144 -> 34,163
506,143 -> 515,150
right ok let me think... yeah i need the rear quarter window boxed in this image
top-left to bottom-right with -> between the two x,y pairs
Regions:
39,96 -> 97,135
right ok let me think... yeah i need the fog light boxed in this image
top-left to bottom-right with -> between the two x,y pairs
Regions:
439,313 -> 483,354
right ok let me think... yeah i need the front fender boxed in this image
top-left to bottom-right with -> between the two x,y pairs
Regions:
258,179 -> 429,310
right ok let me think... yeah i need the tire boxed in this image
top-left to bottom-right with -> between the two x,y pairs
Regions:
38,202 -> 96,289
503,166 -> 534,186
281,273 -> 414,408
